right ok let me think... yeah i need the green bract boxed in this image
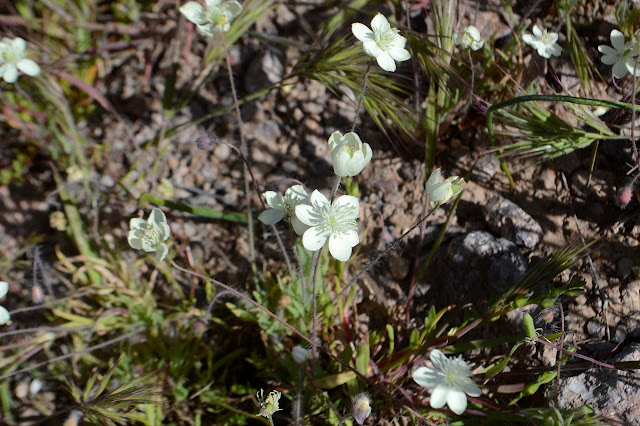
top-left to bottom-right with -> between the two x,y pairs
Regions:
128,208 -> 171,262
179,0 -> 243,36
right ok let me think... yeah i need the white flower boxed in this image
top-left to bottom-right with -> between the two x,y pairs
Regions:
426,169 -> 464,208
522,25 -> 562,59
128,208 -> 171,262
295,190 -> 360,262
412,349 -> 481,415
179,0 -> 243,36
258,185 -> 309,235
351,13 -> 411,72
292,345 -> 309,363
0,37 -> 40,83
0,281 -> 10,325
453,26 -> 484,51
328,131 -> 373,177
598,29 -> 640,78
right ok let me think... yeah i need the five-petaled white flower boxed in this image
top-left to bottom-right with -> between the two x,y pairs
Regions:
328,131 -> 373,177
426,169 -> 464,208
598,29 -> 640,79
351,13 -> 411,72
0,281 -> 10,325
179,0 -> 243,36
257,389 -> 282,418
128,208 -> 171,262
295,190 -> 360,262
258,184 -> 309,235
522,25 -> 562,59
0,37 -> 40,83
412,349 -> 481,415
453,26 -> 484,51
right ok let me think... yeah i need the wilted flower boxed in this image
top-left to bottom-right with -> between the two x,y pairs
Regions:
522,25 -> 562,59
453,26 -> 484,51
295,190 -> 360,262
179,0 -> 243,36
128,208 -> 171,262
328,131 -> 372,177
426,169 -> 464,208
292,345 -> 309,363
49,211 -> 67,231
258,185 -> 309,235
257,389 -> 282,418
352,392 -> 372,425
412,349 -> 481,415
351,13 -> 411,72
598,29 -> 640,78
0,37 -> 40,83
0,281 -> 10,325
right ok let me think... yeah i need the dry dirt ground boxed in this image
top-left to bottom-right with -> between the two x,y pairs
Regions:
1,0 -> 640,422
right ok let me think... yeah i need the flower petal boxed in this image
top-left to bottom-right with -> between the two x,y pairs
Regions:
154,243 -> 169,262
179,2 -> 207,24
532,25 -> 542,38
328,235 -> 353,261
302,226 -> 328,251
291,217 -> 310,235
460,378 -> 482,397
224,1 -> 243,18
2,65 -> 18,83
295,204 -> 317,226
388,46 -> 411,62
258,209 -> 285,225
612,60 -> 628,78
371,13 -> 390,34
0,305 -> 9,325
351,23 -> 373,43
263,191 -> 284,209
17,59 -> 39,76
446,388 -> 468,415
611,29 -> 626,51
0,281 -> 8,299
429,385 -> 449,409
333,195 -> 359,214
412,366 -> 443,388
376,51 -> 396,72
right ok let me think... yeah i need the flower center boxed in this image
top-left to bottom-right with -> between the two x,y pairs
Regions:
541,31 -> 553,46
140,223 -> 163,247
315,202 -> 357,236
210,10 -> 228,28
374,28 -> 398,51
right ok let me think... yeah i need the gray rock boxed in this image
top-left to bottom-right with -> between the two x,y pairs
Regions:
244,49 -> 284,93
471,153 -> 500,183
485,195 -> 543,249
423,231 -> 528,308
552,343 -> 640,424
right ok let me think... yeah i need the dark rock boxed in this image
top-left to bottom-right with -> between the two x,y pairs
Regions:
485,195 -> 543,249
421,231 -> 528,309
551,343 -> 640,424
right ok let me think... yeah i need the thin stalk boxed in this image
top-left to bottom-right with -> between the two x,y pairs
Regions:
487,94 -> 640,187
225,48 -> 257,280
309,249 -> 323,358
350,62 -> 372,133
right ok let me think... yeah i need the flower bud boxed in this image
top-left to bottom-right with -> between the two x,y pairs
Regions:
195,136 -> 213,151
616,187 -> 633,209
292,345 -> 309,363
352,392 -> 372,425
328,131 -> 372,177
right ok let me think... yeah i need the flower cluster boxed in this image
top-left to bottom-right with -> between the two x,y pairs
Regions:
352,13 -> 411,72
598,29 -> 640,79
453,26 -> 484,51
523,25 -> 562,59
259,131 -> 371,261
128,208 -> 171,262
0,281 -> 10,325
0,37 -> 40,83
412,349 -> 481,415
179,0 -> 243,36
